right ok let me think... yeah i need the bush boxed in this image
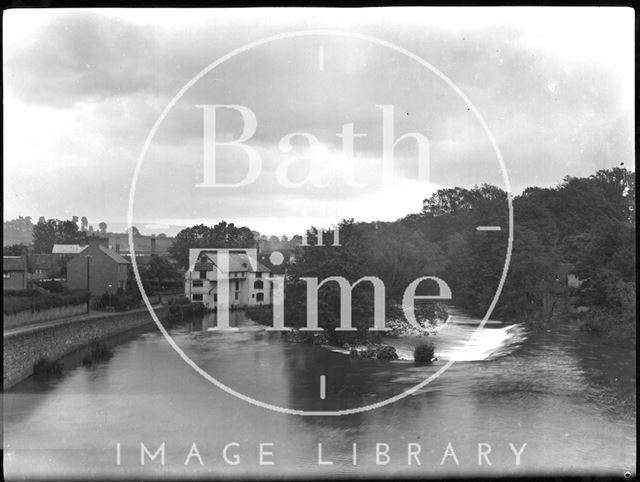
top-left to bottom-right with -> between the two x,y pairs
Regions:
414,342 -> 435,363
3,288 -> 42,297
3,289 -> 89,315
169,302 -> 208,316
82,342 -> 113,365
33,358 -> 63,379
375,345 -> 399,360
33,280 -> 65,293
95,292 -> 141,312
578,307 -> 636,341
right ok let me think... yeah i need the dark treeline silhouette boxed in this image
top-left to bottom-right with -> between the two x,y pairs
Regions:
4,215 -> 109,252
283,167 -> 635,340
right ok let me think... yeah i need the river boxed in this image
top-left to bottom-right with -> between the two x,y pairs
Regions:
3,308 -> 636,479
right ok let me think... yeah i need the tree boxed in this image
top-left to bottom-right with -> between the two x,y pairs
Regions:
169,221 -> 257,268
33,219 -> 58,253
140,255 -> 182,291
81,216 -> 88,231
99,222 -> 107,234
3,216 -> 34,246
130,226 -> 141,236
32,217 -> 87,253
3,244 -> 27,256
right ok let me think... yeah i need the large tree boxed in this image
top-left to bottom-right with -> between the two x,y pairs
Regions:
169,221 -> 257,268
32,218 -> 87,253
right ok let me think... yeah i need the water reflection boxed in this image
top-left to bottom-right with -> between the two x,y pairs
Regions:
3,309 -> 636,479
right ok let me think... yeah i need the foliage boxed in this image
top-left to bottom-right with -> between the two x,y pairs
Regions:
3,216 -> 33,246
3,289 -> 90,315
373,345 -> 399,360
168,301 -> 208,316
82,342 -> 113,365
3,243 -> 27,256
33,358 -> 63,379
96,292 -> 139,312
169,221 -> 257,268
32,279 -> 65,293
405,168 -> 635,333
414,342 -> 435,363
32,217 -> 87,253
139,255 -> 182,291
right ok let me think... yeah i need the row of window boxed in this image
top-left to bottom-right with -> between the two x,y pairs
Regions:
197,271 -> 265,280
192,280 -> 264,289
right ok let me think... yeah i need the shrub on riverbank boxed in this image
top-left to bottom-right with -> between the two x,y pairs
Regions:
95,292 -> 143,312
577,308 -> 636,341
3,289 -> 89,315
33,358 -> 63,379
414,342 -> 435,363
82,342 -> 113,366
349,344 -> 399,360
168,299 -> 208,316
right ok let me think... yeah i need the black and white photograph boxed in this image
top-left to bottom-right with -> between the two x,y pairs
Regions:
2,6 -> 636,480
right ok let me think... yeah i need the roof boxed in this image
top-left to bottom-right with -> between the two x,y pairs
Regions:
98,245 -> 130,264
52,244 -> 87,254
3,256 -> 25,272
188,249 -> 271,274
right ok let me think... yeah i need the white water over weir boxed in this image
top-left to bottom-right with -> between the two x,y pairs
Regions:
390,307 -> 527,362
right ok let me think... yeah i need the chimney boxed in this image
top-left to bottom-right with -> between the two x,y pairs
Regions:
150,236 -> 156,255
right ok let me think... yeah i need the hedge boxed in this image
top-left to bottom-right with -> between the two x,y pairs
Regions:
3,289 -> 90,315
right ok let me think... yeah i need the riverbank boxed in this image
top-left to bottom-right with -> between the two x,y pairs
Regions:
3,304 -> 168,389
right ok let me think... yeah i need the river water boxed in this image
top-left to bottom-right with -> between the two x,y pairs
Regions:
3,308 -> 636,479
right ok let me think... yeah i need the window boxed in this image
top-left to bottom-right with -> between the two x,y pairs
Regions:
234,293 -> 239,301
193,280 -> 203,287
234,281 -> 240,291
192,294 -> 203,301
199,271 -> 207,279
256,293 -> 264,302
3,272 -> 10,279
256,272 -> 262,278
254,280 -> 263,290
213,294 -> 218,302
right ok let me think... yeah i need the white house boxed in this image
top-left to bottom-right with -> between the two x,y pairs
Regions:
184,248 -> 273,308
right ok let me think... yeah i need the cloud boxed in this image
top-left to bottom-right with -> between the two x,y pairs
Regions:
5,12 -> 160,107
2,8 -> 635,234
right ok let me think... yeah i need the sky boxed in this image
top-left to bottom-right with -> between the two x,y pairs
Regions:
3,7 -> 634,237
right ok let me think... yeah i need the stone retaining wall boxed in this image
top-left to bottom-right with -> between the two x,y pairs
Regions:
3,305 -> 169,389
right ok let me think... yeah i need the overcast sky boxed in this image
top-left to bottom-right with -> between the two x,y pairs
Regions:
3,8 -> 634,236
